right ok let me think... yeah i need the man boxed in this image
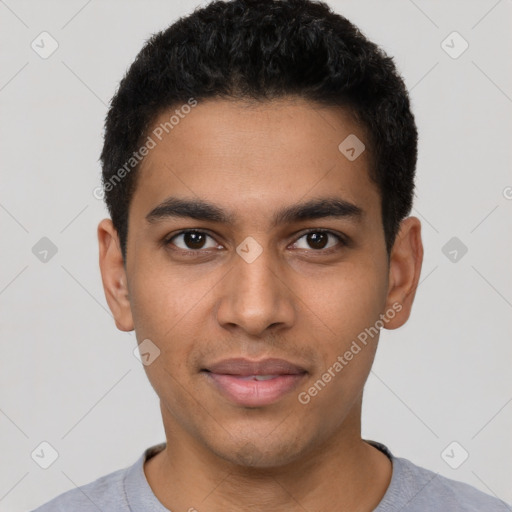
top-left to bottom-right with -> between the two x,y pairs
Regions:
32,0 -> 510,510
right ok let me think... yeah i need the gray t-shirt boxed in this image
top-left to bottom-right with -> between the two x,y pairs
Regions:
31,440 -> 510,511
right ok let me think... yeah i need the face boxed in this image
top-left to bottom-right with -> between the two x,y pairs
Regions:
99,97 -> 422,468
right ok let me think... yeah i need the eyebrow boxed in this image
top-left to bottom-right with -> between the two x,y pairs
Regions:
146,196 -> 364,227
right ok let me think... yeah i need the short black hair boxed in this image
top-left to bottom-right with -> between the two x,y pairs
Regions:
100,0 -> 417,260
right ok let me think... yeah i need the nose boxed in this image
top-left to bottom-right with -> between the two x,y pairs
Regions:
215,243 -> 296,337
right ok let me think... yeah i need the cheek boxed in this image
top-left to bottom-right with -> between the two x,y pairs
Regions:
128,267 -> 204,415
129,262 -> 208,339
302,261 -> 388,402
128,263 -> 221,396
299,260 -> 388,349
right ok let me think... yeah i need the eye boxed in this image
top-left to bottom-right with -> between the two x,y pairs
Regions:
292,230 -> 345,251
166,230 -> 219,251
165,228 -> 346,255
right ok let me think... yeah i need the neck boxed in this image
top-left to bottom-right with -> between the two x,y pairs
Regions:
144,400 -> 392,511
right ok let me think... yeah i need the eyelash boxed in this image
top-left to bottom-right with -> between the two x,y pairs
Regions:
164,228 -> 347,255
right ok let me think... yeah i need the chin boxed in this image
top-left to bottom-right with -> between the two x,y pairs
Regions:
209,434 -> 308,470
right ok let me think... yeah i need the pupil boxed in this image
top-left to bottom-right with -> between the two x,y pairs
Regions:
185,232 -> 205,249
308,232 -> 327,249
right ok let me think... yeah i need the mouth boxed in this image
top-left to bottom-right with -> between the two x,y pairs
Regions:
201,358 -> 307,407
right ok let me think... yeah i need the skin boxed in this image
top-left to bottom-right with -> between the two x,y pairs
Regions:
98,97 -> 423,511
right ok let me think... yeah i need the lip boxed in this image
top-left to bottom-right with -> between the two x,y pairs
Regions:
202,358 -> 307,407
205,357 -> 306,376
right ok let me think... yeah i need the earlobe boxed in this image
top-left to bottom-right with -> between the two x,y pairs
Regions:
384,216 -> 423,330
97,219 -> 134,332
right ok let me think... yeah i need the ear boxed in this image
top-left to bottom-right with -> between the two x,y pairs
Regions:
383,216 -> 423,330
98,219 -> 134,331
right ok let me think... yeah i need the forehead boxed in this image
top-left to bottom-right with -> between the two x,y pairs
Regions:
130,97 -> 380,229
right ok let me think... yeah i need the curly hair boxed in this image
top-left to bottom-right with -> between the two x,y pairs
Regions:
100,0 -> 417,259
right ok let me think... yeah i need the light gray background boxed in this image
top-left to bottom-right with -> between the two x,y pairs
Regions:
1,1 -> 511,510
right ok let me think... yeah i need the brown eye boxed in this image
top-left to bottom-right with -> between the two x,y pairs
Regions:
167,231 -> 218,251
293,230 -> 344,251
306,232 -> 329,249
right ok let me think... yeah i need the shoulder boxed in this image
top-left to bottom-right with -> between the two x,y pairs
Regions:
388,455 -> 511,511
30,465 -> 129,512
365,440 -> 510,512
30,443 -> 165,512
